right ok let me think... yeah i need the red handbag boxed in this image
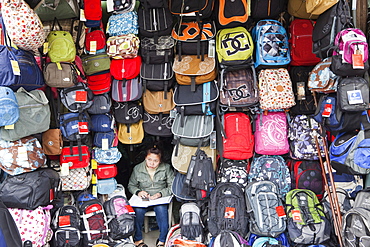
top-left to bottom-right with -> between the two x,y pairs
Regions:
96,164 -> 117,179
110,56 -> 142,80
60,145 -> 90,169
87,72 -> 112,95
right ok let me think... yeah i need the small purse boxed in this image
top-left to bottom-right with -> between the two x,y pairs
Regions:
97,178 -> 117,194
93,147 -> 122,164
96,164 -> 118,179
106,34 -> 140,59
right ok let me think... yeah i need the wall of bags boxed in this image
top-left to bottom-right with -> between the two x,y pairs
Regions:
0,0 -> 370,246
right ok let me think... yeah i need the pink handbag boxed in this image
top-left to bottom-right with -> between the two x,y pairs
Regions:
254,111 -> 289,155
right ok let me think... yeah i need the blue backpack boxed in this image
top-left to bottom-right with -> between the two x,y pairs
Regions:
0,86 -> 19,127
248,233 -> 289,247
252,19 -> 290,68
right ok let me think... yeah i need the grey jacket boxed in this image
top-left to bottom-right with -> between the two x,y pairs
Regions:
128,160 -> 174,197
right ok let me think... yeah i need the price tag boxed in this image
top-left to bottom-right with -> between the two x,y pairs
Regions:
322,104 -> 332,117
56,62 -> 62,70
90,41 -> 97,54
4,124 -> 14,129
297,82 -> 306,100
92,185 -> 97,197
352,53 -> 364,69
80,9 -> 86,21
18,146 -> 28,161
208,39 -> 215,58
102,138 -> 109,150
58,215 -> 71,227
91,159 -> 98,170
61,163 -> 70,176
292,209 -> 302,223
224,207 -> 235,219
43,42 -> 49,54
347,90 -> 363,105
106,0 -> 114,12
275,205 -> 286,218
75,91 -> 87,103
11,60 -> 21,76
78,122 -> 89,134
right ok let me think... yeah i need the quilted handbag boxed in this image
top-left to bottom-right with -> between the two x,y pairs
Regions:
258,68 -> 296,111
106,34 -> 140,59
93,147 -> 122,164
96,164 -> 117,179
107,11 -> 138,36
172,55 -> 217,91
0,136 -> 47,176
110,56 -> 142,80
60,167 -> 92,191
97,178 -> 117,194
60,145 -> 90,169
2,0 -> 45,53
111,78 -> 143,102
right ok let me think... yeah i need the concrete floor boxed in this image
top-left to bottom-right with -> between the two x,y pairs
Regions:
142,229 -> 160,247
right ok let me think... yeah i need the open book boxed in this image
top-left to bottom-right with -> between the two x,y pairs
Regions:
129,194 -> 173,208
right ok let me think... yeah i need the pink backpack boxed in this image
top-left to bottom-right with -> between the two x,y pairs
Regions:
8,205 -> 53,247
254,111 -> 289,155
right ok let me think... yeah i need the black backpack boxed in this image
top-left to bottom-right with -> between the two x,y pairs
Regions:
0,168 -> 60,210
181,149 -> 216,201
52,205 -> 81,247
312,0 -> 352,59
289,66 -> 316,116
207,182 -> 248,237
103,195 -> 135,240
138,6 -> 173,38
0,200 -> 22,247
250,0 -> 287,20
180,202 -> 204,243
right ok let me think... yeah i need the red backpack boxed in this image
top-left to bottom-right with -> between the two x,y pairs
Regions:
85,28 -> 107,54
221,112 -> 254,160
289,19 -> 321,66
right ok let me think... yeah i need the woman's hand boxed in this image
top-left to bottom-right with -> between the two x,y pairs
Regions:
149,193 -> 161,200
138,191 -> 150,199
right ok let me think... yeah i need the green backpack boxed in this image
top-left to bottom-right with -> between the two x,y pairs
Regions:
285,189 -> 331,245
47,29 -> 76,63
216,26 -> 254,68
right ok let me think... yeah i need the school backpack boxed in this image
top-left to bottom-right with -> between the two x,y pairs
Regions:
288,66 -> 316,116
219,66 -> 259,108
248,233 -> 290,247
103,195 -> 135,240
252,20 -> 290,68
211,230 -> 250,247
254,111 -> 289,155
207,182 -> 248,237
47,25 -> 76,63
0,86 -> 19,127
0,168 -> 60,210
337,76 -> 369,112
330,28 -> 369,77
312,0 -> 352,59
171,20 -> 215,60
220,112 -> 254,160
216,26 -> 254,68
79,199 -> 109,246
289,19 -> 321,66
250,0 -> 287,20
138,6 -> 173,38
0,200 -> 22,247
285,189 -> 331,245
85,28 -> 107,55
288,160 -> 324,199
181,149 -> 216,200
8,205 -> 53,247
180,202 -> 204,243
52,205 -> 81,247
245,180 -> 286,237
258,68 -> 295,111
288,115 -> 325,160
214,0 -> 249,28
342,206 -> 370,247
217,159 -> 248,188
248,155 -> 291,197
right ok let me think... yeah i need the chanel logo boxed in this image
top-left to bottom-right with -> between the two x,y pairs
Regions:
222,33 -> 250,56
228,85 -> 250,101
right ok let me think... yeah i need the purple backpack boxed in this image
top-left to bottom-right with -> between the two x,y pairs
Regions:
254,111 -> 289,155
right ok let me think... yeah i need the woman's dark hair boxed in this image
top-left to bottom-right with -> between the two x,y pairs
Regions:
146,147 -> 162,161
